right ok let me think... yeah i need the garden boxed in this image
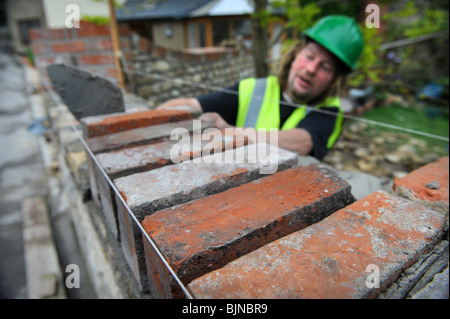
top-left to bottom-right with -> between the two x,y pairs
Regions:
267,0 -> 449,177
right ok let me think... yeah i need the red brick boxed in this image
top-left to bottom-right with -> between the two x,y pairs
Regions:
79,54 -> 114,65
142,164 -> 355,298
30,28 -> 65,41
86,119 -> 209,154
81,109 -> 195,138
51,41 -> 86,53
98,39 -> 112,50
84,38 -> 113,51
115,144 -> 298,292
96,128 -> 248,179
84,118 -> 210,251
393,156 -> 449,215
77,21 -> 110,37
31,43 -> 47,55
188,191 -> 447,299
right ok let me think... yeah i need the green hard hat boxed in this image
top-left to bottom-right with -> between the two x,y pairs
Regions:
304,15 -> 364,71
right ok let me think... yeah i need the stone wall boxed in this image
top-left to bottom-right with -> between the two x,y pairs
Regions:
129,51 -> 255,108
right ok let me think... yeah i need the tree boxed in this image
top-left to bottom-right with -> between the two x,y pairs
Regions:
251,0 -> 322,78
252,0 -> 270,78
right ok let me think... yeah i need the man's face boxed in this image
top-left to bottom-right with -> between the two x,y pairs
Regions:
287,42 -> 337,104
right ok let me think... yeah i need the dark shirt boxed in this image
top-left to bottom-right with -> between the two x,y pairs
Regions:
197,81 -> 339,160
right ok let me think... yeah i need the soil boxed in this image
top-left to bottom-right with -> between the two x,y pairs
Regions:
322,121 -> 448,180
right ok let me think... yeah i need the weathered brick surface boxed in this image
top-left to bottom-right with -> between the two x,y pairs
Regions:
188,191 -> 448,299
95,127 -> 247,179
81,109 -> 197,138
393,156 -> 449,215
84,115 -> 207,241
141,164 -> 355,298
86,119 -> 214,154
90,122 -> 251,244
114,144 -> 298,292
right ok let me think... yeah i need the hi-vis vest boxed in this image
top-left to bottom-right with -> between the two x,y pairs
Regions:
236,76 -> 344,149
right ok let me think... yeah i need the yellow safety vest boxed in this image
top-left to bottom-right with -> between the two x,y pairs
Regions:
236,76 -> 344,149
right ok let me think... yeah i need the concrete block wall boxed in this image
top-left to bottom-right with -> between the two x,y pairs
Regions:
78,107 -> 448,299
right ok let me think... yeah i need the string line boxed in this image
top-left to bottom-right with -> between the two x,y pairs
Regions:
40,74 -> 194,300
125,68 -> 449,142
38,65 -> 448,299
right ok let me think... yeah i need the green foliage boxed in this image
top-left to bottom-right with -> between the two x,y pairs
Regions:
81,15 -> 110,25
349,26 -> 383,87
376,0 -> 450,95
383,0 -> 449,40
264,0 -> 449,91
89,0 -> 125,8
26,47 -> 35,66
405,8 -> 448,37
270,0 -> 321,34
251,8 -> 274,28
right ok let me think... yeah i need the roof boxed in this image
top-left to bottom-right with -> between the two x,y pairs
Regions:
190,0 -> 254,17
116,0 -> 254,21
116,0 -> 214,21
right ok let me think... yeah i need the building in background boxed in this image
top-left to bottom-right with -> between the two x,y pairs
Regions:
6,0 -> 283,61
116,0 -> 254,51
6,0 -> 114,53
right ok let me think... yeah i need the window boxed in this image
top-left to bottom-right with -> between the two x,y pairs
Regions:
188,22 -> 206,48
233,19 -> 251,38
212,20 -> 229,46
18,19 -> 41,46
165,25 -> 173,38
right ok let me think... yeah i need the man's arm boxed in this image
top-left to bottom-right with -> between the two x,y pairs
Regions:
198,112 -> 313,156
157,98 -> 202,111
276,129 -> 313,155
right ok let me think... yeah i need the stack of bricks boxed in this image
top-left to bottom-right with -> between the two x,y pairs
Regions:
81,107 -> 449,299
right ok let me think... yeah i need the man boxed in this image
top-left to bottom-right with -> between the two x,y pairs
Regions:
158,15 -> 364,160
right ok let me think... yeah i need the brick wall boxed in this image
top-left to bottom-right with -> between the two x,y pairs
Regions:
30,21 -> 255,107
72,106 -> 448,299
28,18 -> 448,298
30,21 -> 125,82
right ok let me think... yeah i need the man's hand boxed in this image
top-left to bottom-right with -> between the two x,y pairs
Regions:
198,112 -> 233,130
198,113 -> 313,156
156,98 -> 202,111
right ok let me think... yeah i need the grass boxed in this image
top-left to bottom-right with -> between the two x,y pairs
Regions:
356,102 -> 449,156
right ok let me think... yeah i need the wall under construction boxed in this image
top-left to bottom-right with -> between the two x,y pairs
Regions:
43,85 -> 448,299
